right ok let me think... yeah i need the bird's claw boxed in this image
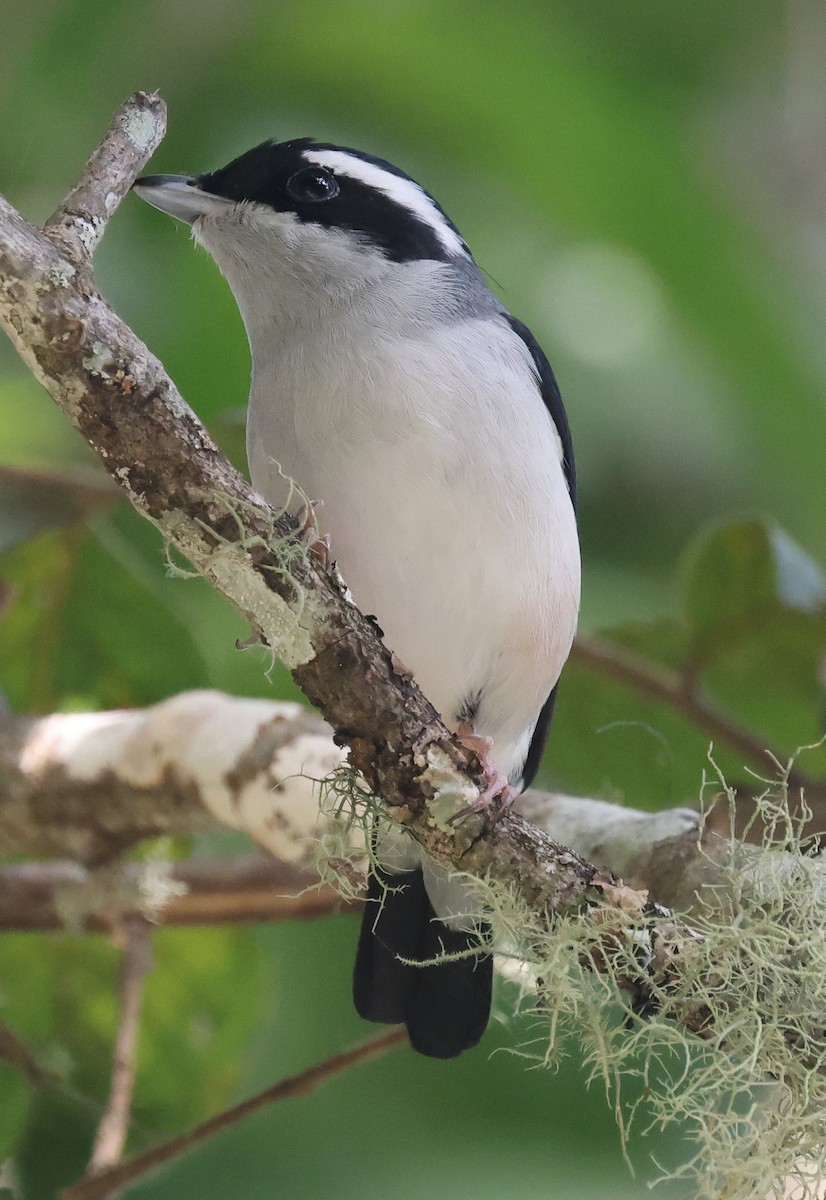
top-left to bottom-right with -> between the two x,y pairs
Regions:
296,498 -> 332,568
236,628 -> 264,650
449,724 -> 516,826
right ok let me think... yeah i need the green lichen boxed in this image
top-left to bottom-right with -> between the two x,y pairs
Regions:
320,742 -> 826,1198
420,744 -> 481,830
475,751 -> 826,1199
158,481 -> 317,669
123,105 -> 159,153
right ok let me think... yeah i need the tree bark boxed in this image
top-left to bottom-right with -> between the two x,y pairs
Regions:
0,91 -> 786,1042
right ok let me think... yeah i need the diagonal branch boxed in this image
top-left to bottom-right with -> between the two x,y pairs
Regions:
0,91 -> 801,1050
571,635 -> 826,808
0,91 -> 610,945
61,1027 -> 407,1200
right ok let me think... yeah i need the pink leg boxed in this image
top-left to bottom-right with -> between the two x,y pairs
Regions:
451,722 -> 516,825
296,498 -> 332,569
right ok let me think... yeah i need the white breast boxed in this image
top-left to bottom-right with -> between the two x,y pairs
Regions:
246,304 -> 580,782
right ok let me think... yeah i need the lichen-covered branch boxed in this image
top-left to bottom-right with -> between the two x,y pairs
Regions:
0,690 -> 704,919
43,91 -> 167,264
0,688 -> 770,929
0,92 -> 806,1056
0,91 -> 610,925
0,690 -> 345,862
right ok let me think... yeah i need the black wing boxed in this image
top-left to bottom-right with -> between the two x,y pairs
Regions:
504,315 -> 576,790
504,314 -> 576,504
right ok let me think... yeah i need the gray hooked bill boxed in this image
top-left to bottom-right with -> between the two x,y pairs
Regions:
132,175 -> 228,224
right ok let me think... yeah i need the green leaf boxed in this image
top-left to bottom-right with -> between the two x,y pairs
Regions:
57,523 -> 209,708
0,528 -> 80,713
0,936 -> 58,1160
11,927 -> 266,1134
683,517 -> 826,663
682,518 -> 826,761
542,518 -> 826,807
545,619 -> 742,810
0,1067 -> 31,1160
0,513 -> 209,712
136,927 -> 268,1131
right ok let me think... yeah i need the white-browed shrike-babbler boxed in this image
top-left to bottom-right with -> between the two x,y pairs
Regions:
134,136 -> 580,1058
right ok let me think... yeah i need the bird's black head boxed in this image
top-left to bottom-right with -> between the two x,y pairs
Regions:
193,137 -> 470,264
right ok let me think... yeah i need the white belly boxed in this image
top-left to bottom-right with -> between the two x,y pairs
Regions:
247,319 -> 580,779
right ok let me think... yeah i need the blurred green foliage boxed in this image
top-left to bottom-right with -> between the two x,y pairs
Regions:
2,1 -> 826,1197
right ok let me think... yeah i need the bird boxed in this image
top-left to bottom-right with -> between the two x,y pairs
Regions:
133,136 -> 580,1058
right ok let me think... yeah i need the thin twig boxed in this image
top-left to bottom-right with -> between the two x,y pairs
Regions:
0,1020 -> 60,1090
62,1027 -> 407,1200
0,857 -> 354,932
571,635 -> 826,807
43,91 -> 166,263
86,920 -> 153,1174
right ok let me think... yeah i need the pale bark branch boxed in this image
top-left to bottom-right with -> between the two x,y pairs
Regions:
0,691 -> 345,862
2,688 -> 805,934
0,691 -> 710,921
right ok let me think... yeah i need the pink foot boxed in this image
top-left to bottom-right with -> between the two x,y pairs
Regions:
235,628 -> 263,650
296,499 -> 332,569
450,722 -> 516,825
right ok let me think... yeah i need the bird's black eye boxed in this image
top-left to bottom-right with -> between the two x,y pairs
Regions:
286,167 -> 340,203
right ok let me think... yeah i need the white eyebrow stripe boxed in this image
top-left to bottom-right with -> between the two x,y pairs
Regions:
302,149 -> 468,257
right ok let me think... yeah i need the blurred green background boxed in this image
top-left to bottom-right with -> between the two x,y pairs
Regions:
2,1 -> 826,1196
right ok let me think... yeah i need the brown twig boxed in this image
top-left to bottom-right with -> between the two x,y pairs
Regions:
571,634 -> 826,807
0,856 -> 354,932
86,920 -> 153,1174
61,1027 -> 407,1200
0,1020 -> 60,1090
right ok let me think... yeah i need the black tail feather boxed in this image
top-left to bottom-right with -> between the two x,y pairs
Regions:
353,866 -> 431,1024
353,865 -> 492,1058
